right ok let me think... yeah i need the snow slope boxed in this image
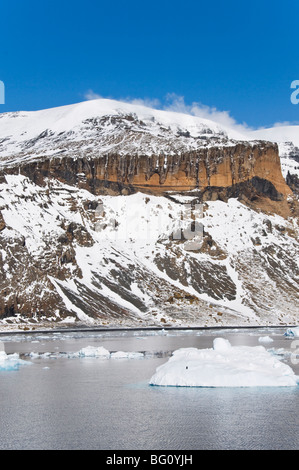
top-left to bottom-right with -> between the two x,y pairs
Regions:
249,126 -> 299,148
0,174 -> 298,328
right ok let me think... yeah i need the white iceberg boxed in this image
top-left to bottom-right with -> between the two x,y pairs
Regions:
76,346 -> 111,358
0,351 -> 31,371
149,338 -> 299,388
285,327 -> 299,338
258,336 -> 274,343
75,346 -> 145,359
110,351 -> 144,359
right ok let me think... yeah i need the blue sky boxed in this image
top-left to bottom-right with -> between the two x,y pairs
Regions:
0,0 -> 298,128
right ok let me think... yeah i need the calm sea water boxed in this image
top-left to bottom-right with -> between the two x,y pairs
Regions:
0,327 -> 298,450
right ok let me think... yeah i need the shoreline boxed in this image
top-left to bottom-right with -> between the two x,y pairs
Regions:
0,323 -> 296,337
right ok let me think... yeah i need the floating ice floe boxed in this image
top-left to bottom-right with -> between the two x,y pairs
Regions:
0,351 -> 31,371
75,346 -> 144,359
258,336 -> 274,343
285,327 -> 299,338
149,338 -> 299,388
110,351 -> 144,359
76,346 -> 111,358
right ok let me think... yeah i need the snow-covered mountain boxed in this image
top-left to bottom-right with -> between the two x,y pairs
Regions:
0,99 -> 298,330
1,98 -> 298,183
0,99 -> 249,168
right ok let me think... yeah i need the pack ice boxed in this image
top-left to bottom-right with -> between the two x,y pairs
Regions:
149,338 -> 299,387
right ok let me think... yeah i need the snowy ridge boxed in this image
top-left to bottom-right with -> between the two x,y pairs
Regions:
249,125 -> 299,149
0,99 -> 251,168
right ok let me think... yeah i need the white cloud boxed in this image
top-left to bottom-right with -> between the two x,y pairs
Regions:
163,93 -> 253,134
84,89 -> 103,100
272,120 -> 299,128
125,97 -> 161,108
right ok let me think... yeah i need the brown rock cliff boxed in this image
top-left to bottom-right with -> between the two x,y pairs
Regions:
1,141 -> 292,202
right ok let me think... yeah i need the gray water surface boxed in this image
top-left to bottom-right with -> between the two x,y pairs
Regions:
0,327 -> 298,450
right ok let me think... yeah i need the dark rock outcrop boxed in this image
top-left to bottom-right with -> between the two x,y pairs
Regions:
0,212 -> 5,231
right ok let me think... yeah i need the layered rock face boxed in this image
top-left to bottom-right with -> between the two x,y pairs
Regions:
4,142 -> 291,202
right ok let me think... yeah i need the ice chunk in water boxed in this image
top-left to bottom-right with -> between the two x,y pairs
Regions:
76,346 -> 111,358
213,337 -> 231,351
258,336 -> 274,343
285,327 -> 299,338
110,351 -> 144,359
0,351 -> 31,371
149,338 -> 299,388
